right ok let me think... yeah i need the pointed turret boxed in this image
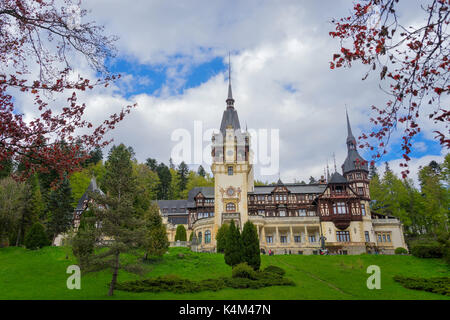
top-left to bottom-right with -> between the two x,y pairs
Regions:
220,55 -> 240,135
346,110 -> 356,150
342,111 -> 368,174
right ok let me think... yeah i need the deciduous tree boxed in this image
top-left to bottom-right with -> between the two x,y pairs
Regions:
329,0 -> 449,177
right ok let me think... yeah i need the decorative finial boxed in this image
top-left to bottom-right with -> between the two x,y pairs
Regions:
226,52 -> 234,108
333,152 -> 337,173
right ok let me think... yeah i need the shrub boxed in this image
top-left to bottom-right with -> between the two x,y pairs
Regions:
216,224 -> 229,253
395,247 -> 408,255
393,275 -> 450,296
241,221 -> 260,270
224,220 -> 243,267
410,241 -> 443,258
175,225 -> 187,241
232,262 -> 257,280
24,223 -> 50,250
263,265 -> 286,276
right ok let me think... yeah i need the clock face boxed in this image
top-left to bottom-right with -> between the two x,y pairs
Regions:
227,187 -> 234,196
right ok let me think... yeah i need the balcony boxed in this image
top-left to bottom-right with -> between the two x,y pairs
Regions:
222,212 -> 240,223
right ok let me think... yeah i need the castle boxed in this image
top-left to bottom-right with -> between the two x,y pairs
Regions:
158,78 -> 407,255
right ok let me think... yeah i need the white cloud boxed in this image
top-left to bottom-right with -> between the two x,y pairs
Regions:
11,0 -> 446,185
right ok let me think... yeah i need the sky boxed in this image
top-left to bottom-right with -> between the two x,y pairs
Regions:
19,0 -> 449,186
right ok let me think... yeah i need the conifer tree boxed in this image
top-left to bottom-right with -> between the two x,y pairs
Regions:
224,220 -> 243,267
24,222 -> 50,250
156,163 -> 171,200
216,223 -> 229,253
16,175 -> 44,246
175,224 -> 187,241
241,221 -> 261,270
177,161 -> 189,192
47,175 -> 74,243
197,165 -> 206,177
143,202 -> 169,258
73,144 -> 147,296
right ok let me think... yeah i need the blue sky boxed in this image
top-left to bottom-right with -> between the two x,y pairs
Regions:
67,0 -> 447,186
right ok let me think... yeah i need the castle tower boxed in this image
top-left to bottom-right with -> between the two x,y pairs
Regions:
341,111 -> 370,200
211,68 -> 253,231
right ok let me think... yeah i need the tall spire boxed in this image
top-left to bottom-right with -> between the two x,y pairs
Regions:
346,109 -> 356,150
226,52 -> 235,108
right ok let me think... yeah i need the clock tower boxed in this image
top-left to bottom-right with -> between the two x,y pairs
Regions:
211,73 -> 253,232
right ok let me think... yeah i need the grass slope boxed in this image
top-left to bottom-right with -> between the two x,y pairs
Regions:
0,246 -> 448,300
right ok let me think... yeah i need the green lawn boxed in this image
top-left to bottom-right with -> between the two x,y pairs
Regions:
0,246 -> 448,300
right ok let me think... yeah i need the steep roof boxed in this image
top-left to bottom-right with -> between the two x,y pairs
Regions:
156,200 -> 189,215
342,111 -> 368,174
249,184 -> 327,195
187,187 -> 214,201
328,172 -> 347,184
220,108 -> 241,135
75,177 -> 104,211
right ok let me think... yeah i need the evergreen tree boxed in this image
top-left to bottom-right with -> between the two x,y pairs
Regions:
47,175 -> 74,243
16,175 -> 43,246
156,163 -> 171,200
309,176 -> 317,184
168,168 -> 182,200
143,202 -> 169,257
224,220 -> 243,267
177,161 -> 189,192
216,223 -> 229,253
197,165 -> 206,177
241,221 -> 261,270
175,225 -> 187,241
145,158 -> 158,171
169,157 -> 175,170
24,222 -> 50,250
73,144 -> 147,296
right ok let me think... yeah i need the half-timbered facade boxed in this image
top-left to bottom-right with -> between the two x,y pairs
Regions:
157,80 -> 407,255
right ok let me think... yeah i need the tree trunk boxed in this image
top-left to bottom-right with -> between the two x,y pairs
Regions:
108,252 -> 120,296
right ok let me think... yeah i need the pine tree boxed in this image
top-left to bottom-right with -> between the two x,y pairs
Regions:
241,221 -> 261,270
24,222 -> 50,250
143,202 -> 169,258
47,175 -> 74,243
224,220 -> 243,267
197,165 -> 206,177
309,176 -> 317,184
175,224 -> 187,241
145,158 -> 158,171
73,144 -> 147,296
156,163 -> 171,200
216,223 -> 229,253
177,161 -> 189,192
16,175 -> 43,246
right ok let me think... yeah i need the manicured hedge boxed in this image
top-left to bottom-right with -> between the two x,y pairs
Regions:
393,275 -> 450,296
116,267 -> 295,293
410,241 -> 443,258
395,247 -> 408,255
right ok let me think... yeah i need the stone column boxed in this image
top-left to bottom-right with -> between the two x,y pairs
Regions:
261,227 -> 266,244
289,226 -> 293,244
275,227 -> 279,244
304,225 -> 309,243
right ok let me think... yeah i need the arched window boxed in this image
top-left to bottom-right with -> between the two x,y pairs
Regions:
205,230 -> 211,244
198,232 -> 202,243
226,202 -> 236,212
